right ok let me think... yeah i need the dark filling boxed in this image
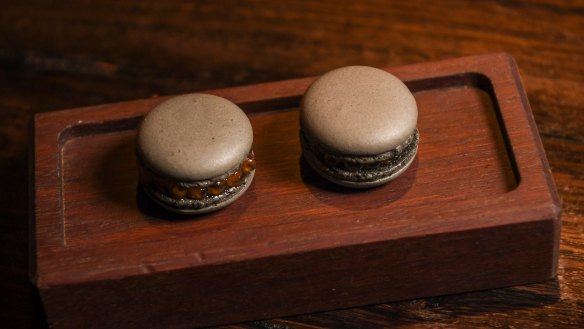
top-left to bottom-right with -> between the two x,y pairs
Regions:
301,129 -> 418,183
139,151 -> 255,210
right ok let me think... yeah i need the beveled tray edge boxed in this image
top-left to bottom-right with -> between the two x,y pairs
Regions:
31,53 -> 561,286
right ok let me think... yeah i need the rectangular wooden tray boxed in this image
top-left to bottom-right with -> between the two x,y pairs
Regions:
31,53 -> 561,328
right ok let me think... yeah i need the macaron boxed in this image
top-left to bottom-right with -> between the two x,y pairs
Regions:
137,93 -> 256,214
300,66 -> 419,188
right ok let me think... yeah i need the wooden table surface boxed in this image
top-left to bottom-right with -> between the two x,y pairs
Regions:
0,1 -> 582,328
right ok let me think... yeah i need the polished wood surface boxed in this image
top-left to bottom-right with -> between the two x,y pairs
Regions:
1,1 -> 582,328
31,54 -> 560,328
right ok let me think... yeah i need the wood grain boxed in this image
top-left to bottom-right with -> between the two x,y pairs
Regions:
0,1 -> 582,328
31,54 -> 560,328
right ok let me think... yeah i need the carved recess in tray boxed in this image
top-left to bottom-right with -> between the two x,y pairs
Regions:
55,73 -> 516,245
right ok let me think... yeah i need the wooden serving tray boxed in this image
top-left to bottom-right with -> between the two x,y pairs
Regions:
31,53 -> 561,328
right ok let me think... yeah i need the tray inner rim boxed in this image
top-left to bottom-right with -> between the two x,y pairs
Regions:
57,72 -> 519,187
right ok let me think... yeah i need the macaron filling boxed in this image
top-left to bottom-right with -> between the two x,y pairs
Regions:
301,129 -> 418,184
139,151 -> 255,211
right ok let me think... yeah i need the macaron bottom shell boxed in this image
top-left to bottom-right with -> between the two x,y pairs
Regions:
301,130 -> 418,189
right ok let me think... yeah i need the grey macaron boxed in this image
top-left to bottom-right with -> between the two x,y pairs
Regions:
300,66 -> 419,188
137,93 -> 256,214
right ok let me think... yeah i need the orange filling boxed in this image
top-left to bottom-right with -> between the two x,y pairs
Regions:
146,152 -> 255,200
208,180 -> 227,196
226,170 -> 243,187
170,185 -> 187,199
186,187 -> 207,200
242,156 -> 256,174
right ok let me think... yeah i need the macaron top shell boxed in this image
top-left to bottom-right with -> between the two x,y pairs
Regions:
301,66 -> 417,155
137,93 -> 253,181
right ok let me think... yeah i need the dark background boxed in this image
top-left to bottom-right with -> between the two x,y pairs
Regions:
1,1 -> 583,328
